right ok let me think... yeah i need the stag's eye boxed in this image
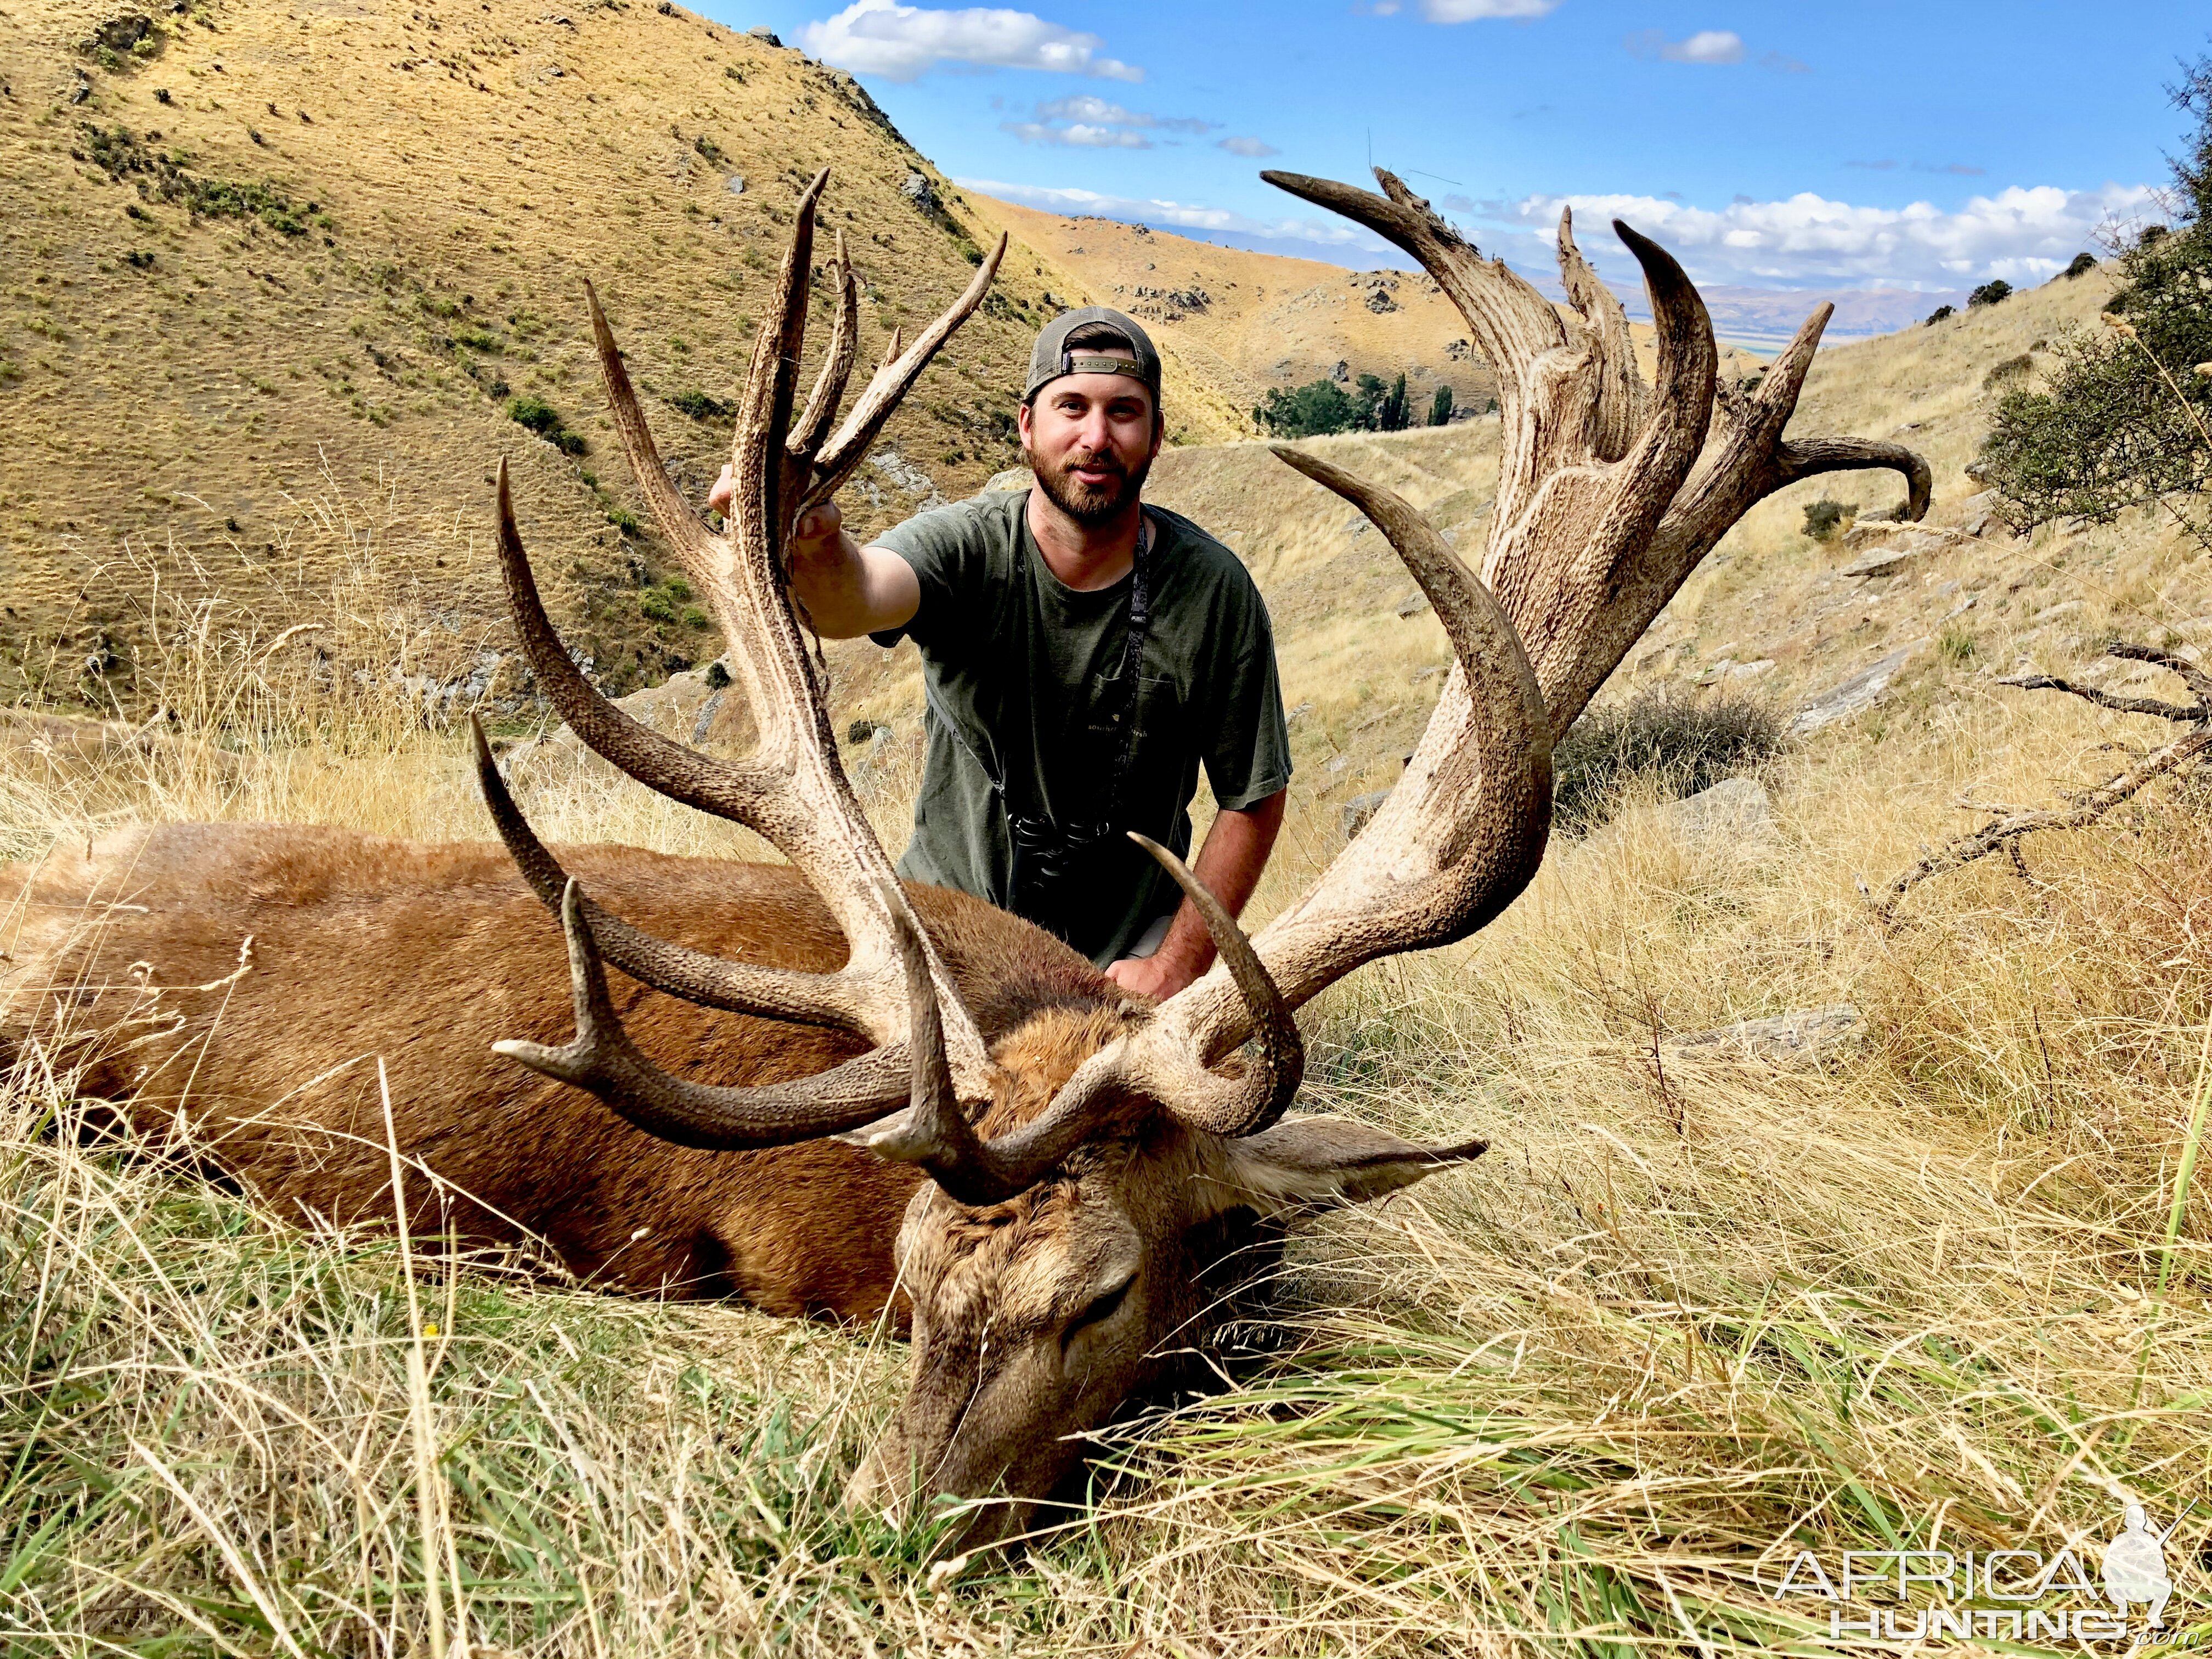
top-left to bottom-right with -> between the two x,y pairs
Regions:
1065,1275 -> 1133,1345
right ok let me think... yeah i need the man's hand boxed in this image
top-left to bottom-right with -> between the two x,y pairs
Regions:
1103,788 -> 1287,1004
1105,949 -> 1198,1002
706,464 -> 918,639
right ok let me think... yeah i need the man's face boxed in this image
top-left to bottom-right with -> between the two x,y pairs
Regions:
1018,350 -> 1161,526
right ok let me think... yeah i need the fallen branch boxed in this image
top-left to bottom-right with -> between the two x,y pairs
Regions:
1874,642 -> 2212,920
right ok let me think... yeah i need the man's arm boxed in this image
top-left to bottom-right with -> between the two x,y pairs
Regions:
708,466 -> 917,640
1105,786 -> 1286,1002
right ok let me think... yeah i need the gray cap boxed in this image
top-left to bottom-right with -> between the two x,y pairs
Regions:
1023,306 -> 1163,404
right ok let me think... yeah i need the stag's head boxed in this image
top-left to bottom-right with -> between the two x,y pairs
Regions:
472,167 -> 1928,1552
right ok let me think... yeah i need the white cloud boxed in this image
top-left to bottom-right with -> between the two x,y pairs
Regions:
956,177 -> 1392,254
1422,0 -> 1559,18
1032,94 -> 1212,133
1002,121 -> 1150,148
1626,28 -> 1744,64
1218,136 -> 1282,159
1474,181 -> 2160,288
798,0 -> 1142,83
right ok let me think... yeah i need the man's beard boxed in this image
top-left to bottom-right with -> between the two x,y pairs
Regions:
1030,445 -> 1152,526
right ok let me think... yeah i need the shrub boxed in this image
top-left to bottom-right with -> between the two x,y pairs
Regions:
681,606 -> 710,629
1551,683 -> 1788,832
638,589 -> 676,624
1939,622 -> 1977,664
669,387 -> 734,422
1256,377 -> 1361,438
1968,279 -> 2013,308
1978,51 -> 2211,535
2063,251 -> 2098,279
606,505 -> 641,537
1802,498 -> 1857,541
1925,304 -> 1955,325
1981,352 -> 2033,391
1427,384 -> 1454,427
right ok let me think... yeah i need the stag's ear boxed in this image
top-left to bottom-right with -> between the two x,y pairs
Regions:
1212,1116 -> 1486,1215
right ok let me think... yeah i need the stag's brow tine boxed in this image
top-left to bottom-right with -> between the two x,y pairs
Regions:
583,281 -> 721,566
491,464 -> 783,826
467,718 -> 870,1030
1125,833 -> 1303,1138
492,882 -> 915,1144
789,231 -> 859,461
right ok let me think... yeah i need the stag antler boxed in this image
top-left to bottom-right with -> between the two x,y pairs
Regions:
1115,171 -> 1933,1093
481,168 -> 1008,1128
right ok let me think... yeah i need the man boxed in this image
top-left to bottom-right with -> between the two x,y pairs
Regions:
709,307 -> 1290,1000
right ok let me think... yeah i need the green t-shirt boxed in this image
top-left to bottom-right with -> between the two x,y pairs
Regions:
871,489 -> 1292,967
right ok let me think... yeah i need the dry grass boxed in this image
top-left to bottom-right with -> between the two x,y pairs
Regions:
8,542 -> 2212,1656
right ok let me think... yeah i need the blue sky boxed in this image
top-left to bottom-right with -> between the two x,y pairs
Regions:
712,0 -> 2205,294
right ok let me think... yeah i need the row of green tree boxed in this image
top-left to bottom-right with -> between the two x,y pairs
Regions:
1979,47 -> 2211,540
1253,371 -> 1463,438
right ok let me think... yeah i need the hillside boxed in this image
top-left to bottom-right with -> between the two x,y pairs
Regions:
969,190 -> 1775,427
0,0 -> 1150,701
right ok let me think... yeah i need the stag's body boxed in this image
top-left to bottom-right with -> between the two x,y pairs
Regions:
3,822 -> 1108,1319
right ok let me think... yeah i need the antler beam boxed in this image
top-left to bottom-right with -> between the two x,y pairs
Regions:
483,168 -> 1009,1133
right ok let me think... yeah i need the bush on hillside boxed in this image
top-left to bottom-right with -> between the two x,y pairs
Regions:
1255,370 -> 1416,437
669,387 -> 735,422
1978,48 -> 2212,534
507,394 -> 586,455
1925,304 -> 1955,325
1551,683 -> 1788,832
1427,384 -> 1455,427
2063,251 -> 2099,279
1802,497 -> 1857,541
1968,279 -> 2013,308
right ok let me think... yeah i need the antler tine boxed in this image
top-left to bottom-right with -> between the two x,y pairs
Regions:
789,229 -> 859,464
877,323 -> 903,374
844,881 -> 1122,1206
584,280 -> 721,569
1128,450 -> 1549,1087
492,461 -> 778,823
736,166 -> 828,549
470,716 -> 871,1029
1556,205 -> 1649,464
1122,833 -> 1303,1136
799,232 -> 1009,518
492,882 -> 915,1144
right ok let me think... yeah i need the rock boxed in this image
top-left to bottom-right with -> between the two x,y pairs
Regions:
1364,289 -> 1398,314
746,24 -> 781,45
1836,529 -> 1948,578
1340,789 -> 1391,840
1330,360 -> 1349,385
2029,600 -> 2084,626
1655,777 -> 1773,845
94,12 -> 153,50
1791,641 -> 1925,735
845,718 -> 891,745
725,173 -> 746,195
1395,591 -> 1430,620
1729,658 -> 1776,680
900,171 -> 938,211
1668,1006 -> 1865,1065
983,465 -> 1034,493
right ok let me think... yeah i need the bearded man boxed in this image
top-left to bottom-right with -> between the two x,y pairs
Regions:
709,307 -> 1290,999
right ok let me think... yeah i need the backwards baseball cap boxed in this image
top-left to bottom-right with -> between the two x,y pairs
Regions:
1023,306 -> 1164,405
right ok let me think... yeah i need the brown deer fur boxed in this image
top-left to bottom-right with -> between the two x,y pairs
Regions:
1,821 -> 1113,1322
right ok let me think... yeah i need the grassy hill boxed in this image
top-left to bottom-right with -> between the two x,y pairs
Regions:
1,0 -> 1107,702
